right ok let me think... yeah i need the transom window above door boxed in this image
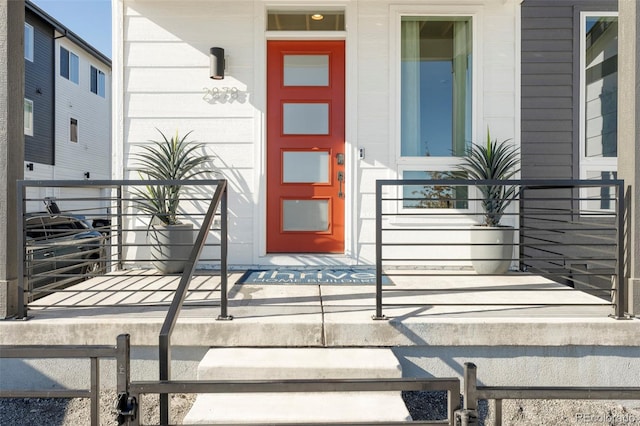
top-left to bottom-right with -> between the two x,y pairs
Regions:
401,17 -> 473,158
267,10 -> 345,31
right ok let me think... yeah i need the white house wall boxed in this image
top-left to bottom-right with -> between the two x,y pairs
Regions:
116,0 -> 520,267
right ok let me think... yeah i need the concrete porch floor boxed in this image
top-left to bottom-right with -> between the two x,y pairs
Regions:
0,270 -> 636,348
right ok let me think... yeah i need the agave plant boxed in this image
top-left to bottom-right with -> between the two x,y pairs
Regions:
133,129 -> 212,226
457,130 -> 520,227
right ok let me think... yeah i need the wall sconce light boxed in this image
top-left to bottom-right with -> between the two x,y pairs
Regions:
84,172 -> 90,179
26,163 -> 34,171
210,47 -> 225,80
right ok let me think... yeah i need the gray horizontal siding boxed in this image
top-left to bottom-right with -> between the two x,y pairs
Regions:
521,0 -> 616,181
25,10 -> 55,165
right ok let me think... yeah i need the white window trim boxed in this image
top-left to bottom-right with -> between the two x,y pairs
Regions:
24,98 -> 34,136
390,5 -> 483,175
578,11 -> 618,179
389,5 -> 483,224
24,23 -> 34,62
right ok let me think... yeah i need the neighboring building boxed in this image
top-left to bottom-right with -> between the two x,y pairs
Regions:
24,0 -> 111,212
113,0 -> 521,267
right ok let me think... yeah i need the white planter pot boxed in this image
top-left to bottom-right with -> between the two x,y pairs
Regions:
470,226 -> 515,275
148,223 -> 194,273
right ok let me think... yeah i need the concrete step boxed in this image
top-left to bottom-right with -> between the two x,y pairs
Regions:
196,347 -> 404,380
183,348 -> 412,424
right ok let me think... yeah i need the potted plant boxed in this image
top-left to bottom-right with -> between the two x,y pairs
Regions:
456,130 -> 520,274
133,129 -> 212,273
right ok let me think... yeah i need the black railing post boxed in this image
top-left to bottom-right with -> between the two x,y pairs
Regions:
373,180 -> 386,320
613,181 -> 628,319
159,332 -> 170,426
117,184 -> 123,271
16,180 -> 27,318
218,183 -> 232,320
519,185 -> 526,272
115,334 -> 137,426
456,362 -> 479,425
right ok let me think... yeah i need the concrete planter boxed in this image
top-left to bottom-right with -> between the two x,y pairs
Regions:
470,226 -> 515,274
148,223 -> 194,273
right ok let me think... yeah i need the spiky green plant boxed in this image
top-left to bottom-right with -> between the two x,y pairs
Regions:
456,130 -> 520,227
133,129 -> 212,225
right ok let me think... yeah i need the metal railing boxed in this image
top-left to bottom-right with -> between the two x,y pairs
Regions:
375,179 -> 628,319
4,335 -> 639,426
157,179 -> 229,424
16,179 -> 229,319
461,362 -> 640,426
0,334 -> 130,426
126,377 -> 461,426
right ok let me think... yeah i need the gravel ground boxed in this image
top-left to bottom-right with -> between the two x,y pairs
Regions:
2,391 -> 639,425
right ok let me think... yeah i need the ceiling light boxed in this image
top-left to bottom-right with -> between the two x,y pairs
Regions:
311,14 -> 324,21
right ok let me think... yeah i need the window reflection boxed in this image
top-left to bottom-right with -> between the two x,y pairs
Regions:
401,17 -> 472,157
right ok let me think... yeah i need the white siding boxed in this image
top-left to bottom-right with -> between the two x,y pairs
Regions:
117,0 -> 520,267
55,36 -> 111,181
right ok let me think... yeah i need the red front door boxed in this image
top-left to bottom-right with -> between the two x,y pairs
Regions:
267,40 -> 345,253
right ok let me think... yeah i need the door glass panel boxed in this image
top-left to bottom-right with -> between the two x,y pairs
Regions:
283,200 -> 329,231
284,55 -> 329,86
283,103 -> 329,134
283,151 -> 329,183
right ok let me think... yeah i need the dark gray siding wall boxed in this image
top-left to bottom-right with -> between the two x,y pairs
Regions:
520,1 -> 618,298
25,9 -> 55,165
521,0 -> 617,179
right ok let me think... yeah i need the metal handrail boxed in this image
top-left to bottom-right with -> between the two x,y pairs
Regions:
375,178 -> 628,320
461,362 -> 640,426
16,179 -> 227,316
158,179 -> 228,425
0,334 -> 130,426
125,377 -> 461,426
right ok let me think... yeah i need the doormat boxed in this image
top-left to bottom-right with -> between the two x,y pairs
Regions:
236,268 -> 392,285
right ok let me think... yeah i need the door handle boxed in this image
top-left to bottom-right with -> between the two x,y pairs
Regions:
337,171 -> 344,198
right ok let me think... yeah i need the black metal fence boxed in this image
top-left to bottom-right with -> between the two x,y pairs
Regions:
3,335 -> 639,426
16,179 -> 229,319
375,179 -> 627,319
0,335 -> 129,426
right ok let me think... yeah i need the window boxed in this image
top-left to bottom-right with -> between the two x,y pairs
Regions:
402,170 -> 468,209
90,66 -> 106,97
70,117 -> 78,142
60,46 -> 79,84
24,99 -> 34,136
267,11 -> 345,31
24,23 -> 34,61
401,17 -> 472,158
580,13 -> 618,210
397,14 -> 474,211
